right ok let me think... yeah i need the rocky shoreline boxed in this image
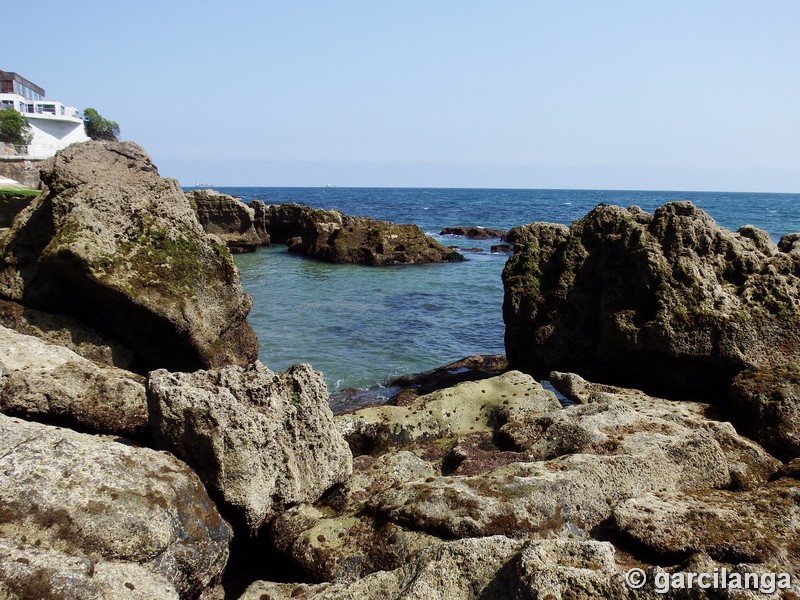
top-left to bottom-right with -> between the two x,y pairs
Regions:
0,141 -> 798,599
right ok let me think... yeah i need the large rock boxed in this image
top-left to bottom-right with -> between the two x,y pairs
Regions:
0,141 -> 258,372
0,324 -> 147,436
727,363 -> 800,461
613,479 -> 800,566
241,537 -> 632,600
187,189 -> 263,253
440,226 -> 507,239
503,202 -> 800,395
0,414 -> 231,599
261,202 -> 464,265
0,297 -> 138,370
147,361 -> 353,533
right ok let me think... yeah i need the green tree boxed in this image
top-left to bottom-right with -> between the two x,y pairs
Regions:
0,107 -> 33,145
83,107 -> 120,141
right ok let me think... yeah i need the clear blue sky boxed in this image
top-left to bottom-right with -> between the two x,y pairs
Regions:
6,1 -> 799,191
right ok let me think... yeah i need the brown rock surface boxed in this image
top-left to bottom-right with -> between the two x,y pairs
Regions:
260,202 -> 463,265
0,413 -> 231,598
0,141 -> 258,372
0,324 -> 147,436
187,189 -> 263,253
503,202 -> 800,395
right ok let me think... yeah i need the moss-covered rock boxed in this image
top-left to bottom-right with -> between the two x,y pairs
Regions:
503,202 -> 800,395
0,141 -> 258,372
260,202 -> 464,265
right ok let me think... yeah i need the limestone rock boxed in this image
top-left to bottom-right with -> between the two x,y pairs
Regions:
0,538 -> 180,600
187,189 -> 263,253
503,201 -> 800,395
260,202 -> 464,265
247,200 -> 272,245
367,381 -> 779,540
0,141 -> 258,372
269,451 -> 442,582
0,414 -> 231,598
147,361 -> 353,533
613,479 -> 800,566
0,324 -> 147,436
728,363 -> 800,461
336,370 -> 562,456
240,537 -> 631,600
0,297 -> 138,370
440,226 -> 507,239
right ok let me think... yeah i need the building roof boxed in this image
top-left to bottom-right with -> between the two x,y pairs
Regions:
0,71 -> 45,97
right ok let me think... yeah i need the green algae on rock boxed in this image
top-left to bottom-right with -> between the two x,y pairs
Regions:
0,141 -> 258,372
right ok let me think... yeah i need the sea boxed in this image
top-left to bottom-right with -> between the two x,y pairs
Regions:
215,187 -> 800,406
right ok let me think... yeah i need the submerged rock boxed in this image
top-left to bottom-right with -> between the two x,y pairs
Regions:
0,414 -> 231,598
0,324 -> 147,436
187,189 -> 263,253
503,202 -> 800,395
0,141 -> 258,372
260,202 -> 464,265
147,361 -> 352,534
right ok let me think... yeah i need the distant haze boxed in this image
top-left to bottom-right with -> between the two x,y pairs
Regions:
7,1 -> 799,192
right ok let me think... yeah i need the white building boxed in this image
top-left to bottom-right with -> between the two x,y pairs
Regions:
0,71 -> 89,158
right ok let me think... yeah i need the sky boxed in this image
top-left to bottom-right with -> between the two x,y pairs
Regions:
5,1 -> 799,191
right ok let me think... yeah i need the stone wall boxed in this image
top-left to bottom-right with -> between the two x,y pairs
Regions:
0,156 -> 44,189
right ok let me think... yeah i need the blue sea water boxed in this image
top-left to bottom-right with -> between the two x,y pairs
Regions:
221,187 -> 800,399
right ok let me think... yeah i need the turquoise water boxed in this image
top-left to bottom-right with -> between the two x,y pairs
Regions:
225,187 -> 800,395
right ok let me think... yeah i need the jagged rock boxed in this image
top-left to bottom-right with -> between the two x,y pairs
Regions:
0,414 -> 231,598
261,202 -> 464,265
247,200 -> 271,245
0,324 -> 147,436
147,361 -> 353,533
503,202 -> 800,395
0,141 -> 258,372
440,226 -> 507,239
366,380 -> 779,540
727,363 -> 800,461
268,370 -> 786,586
0,298 -> 138,370
240,537 -> 632,600
187,189 -> 263,253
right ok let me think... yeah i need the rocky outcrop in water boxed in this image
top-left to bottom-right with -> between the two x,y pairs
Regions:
147,361 -> 352,533
440,226 -> 507,239
187,189 -> 264,253
261,202 -> 464,265
0,325 -> 147,436
0,414 -> 232,599
503,201 -> 800,395
0,141 -> 258,372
